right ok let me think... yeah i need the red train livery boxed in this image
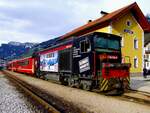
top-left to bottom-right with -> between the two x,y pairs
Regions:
7,57 -> 35,75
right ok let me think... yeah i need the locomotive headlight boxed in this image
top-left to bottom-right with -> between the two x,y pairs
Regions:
109,64 -> 115,67
102,63 -> 115,68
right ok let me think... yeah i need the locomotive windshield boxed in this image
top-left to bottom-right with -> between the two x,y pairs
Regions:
94,36 -> 120,50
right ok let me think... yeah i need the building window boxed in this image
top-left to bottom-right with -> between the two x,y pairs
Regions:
145,54 -> 149,59
144,62 -> 146,68
126,20 -> 131,27
148,46 -> 150,50
134,38 -> 138,49
147,54 -> 149,59
147,62 -> 149,67
134,57 -> 138,68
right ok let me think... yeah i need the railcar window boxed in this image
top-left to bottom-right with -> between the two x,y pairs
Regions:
18,60 -> 29,66
80,39 -> 91,53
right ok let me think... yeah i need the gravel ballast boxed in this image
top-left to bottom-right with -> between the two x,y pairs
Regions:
0,72 -> 45,113
4,71 -> 150,113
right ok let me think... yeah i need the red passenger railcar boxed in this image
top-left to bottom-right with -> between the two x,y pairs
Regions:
7,57 -> 35,75
7,60 -> 17,71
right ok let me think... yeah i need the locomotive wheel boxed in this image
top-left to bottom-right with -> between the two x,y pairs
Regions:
68,77 -> 80,88
59,75 -> 68,85
68,78 -> 74,87
80,80 -> 91,91
82,83 -> 90,90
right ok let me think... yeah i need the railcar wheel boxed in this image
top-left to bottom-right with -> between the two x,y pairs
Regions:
35,71 -> 40,78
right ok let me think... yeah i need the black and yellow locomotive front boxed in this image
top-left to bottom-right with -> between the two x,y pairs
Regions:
93,33 -> 130,93
72,32 -> 130,93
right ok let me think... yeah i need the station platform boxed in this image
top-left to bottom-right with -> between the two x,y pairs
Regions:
130,76 -> 150,94
2,70 -> 150,113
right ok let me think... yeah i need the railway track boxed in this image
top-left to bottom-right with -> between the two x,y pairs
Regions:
2,71 -> 60,113
121,89 -> 150,105
92,88 -> 150,106
48,79 -> 150,106
2,70 -> 150,113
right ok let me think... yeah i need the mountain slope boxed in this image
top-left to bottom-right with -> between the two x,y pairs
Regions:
0,42 -> 37,60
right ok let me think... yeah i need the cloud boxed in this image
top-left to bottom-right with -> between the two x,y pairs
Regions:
0,0 -> 150,46
0,30 -> 45,43
0,13 -> 32,31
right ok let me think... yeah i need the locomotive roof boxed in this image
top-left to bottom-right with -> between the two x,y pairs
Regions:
38,37 -> 73,54
38,32 -> 121,55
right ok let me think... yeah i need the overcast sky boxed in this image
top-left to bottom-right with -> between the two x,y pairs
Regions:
0,0 -> 150,46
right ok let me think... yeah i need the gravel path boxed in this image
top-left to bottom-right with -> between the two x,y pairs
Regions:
131,76 -> 150,93
0,72 -> 45,113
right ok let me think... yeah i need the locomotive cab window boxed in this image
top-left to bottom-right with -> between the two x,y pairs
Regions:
94,35 -> 120,50
80,39 -> 91,53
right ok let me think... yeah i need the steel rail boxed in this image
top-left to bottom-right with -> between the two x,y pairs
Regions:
2,71 -> 60,113
3,70 -> 150,107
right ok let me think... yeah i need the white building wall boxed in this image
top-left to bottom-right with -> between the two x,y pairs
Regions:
144,43 -> 150,70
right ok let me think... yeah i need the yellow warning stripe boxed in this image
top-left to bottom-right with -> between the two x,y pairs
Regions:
127,77 -> 130,82
101,79 -> 106,86
104,85 -> 108,91
125,77 -> 130,84
100,79 -> 108,91
124,77 -> 130,89
101,81 -> 108,91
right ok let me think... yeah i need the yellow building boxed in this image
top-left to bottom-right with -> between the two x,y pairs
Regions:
96,12 -> 144,76
61,2 -> 150,76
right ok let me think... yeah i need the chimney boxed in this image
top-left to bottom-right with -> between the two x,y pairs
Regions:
100,11 -> 108,16
88,20 -> 92,23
